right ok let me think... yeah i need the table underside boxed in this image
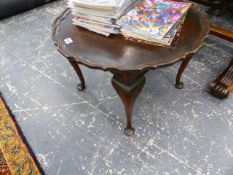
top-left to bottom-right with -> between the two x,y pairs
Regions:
68,55 -> 193,136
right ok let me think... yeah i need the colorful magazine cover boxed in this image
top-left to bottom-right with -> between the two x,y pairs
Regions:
122,14 -> 187,48
117,0 -> 192,40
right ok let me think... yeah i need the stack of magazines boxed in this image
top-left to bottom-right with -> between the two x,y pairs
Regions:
116,0 -> 192,48
68,0 -> 138,36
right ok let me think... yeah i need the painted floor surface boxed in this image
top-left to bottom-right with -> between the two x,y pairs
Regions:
0,1 -> 233,175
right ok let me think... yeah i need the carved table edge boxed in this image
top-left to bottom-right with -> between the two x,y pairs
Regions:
51,5 -> 210,72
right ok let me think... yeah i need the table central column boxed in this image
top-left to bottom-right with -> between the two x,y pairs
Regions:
111,71 -> 146,136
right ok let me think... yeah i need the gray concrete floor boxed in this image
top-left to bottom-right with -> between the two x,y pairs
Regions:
0,1 -> 233,175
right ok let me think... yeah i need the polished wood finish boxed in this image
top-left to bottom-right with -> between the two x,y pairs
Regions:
52,6 -> 209,135
175,54 -> 193,89
192,0 -> 230,16
68,59 -> 86,91
210,59 -> 233,98
229,82 -> 233,92
112,71 -> 146,136
209,25 -> 233,98
209,24 -> 233,42
52,7 -> 209,72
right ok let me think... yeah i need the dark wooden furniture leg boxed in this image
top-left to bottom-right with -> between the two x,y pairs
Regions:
209,24 -> 233,98
218,0 -> 229,16
229,82 -> 233,92
111,71 -> 146,136
175,54 -> 193,89
209,59 -> 233,98
68,59 -> 86,91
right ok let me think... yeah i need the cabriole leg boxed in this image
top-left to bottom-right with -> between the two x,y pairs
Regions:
111,72 -> 146,136
175,54 -> 193,89
68,59 -> 86,91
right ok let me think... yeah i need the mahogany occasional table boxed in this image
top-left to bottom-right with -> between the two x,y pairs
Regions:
52,4 -> 209,136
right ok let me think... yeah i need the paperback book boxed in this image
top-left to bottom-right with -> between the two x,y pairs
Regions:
68,0 -> 138,36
